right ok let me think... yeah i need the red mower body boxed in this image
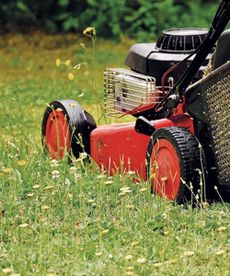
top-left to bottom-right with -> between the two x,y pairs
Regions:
90,113 -> 194,180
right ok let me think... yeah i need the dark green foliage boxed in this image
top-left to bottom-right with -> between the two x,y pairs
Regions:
0,0 -> 219,40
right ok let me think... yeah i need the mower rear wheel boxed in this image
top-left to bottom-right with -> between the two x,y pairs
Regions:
146,127 -> 200,203
42,100 -> 96,160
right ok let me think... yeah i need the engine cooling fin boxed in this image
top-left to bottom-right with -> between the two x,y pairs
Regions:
186,62 -> 230,186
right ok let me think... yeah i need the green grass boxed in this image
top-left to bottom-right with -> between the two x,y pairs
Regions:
0,33 -> 229,275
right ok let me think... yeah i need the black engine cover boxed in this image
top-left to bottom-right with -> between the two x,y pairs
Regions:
125,28 -> 209,85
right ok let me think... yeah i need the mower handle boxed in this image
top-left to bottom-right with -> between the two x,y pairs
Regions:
155,0 -> 230,117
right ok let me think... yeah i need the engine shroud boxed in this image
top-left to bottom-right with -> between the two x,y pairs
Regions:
125,28 -> 210,85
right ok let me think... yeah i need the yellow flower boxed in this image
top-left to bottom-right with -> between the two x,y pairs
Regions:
67,73 -> 74,80
126,204 -> 134,209
0,172 -> 4,177
182,251 -> 194,257
101,229 -> 109,235
56,58 -> 61,67
65,59 -> 71,66
80,43 -> 86,49
139,187 -> 148,192
83,27 -> 96,36
2,268 -> 14,274
19,223 -> 29,228
137,257 -> 146,264
217,226 -> 227,232
32,184 -> 40,189
3,168 -> 11,173
126,272 -> 134,276
18,160 -> 26,166
124,255 -> 133,260
216,250 -> 225,255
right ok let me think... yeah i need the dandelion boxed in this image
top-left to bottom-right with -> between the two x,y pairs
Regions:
217,226 -> 227,232
2,268 -> 14,274
80,42 -> 86,49
67,72 -> 74,80
105,180 -> 113,185
55,58 -> 61,67
101,229 -> 109,235
69,166 -> 77,174
166,259 -> 177,265
44,185 -> 54,191
79,152 -> 88,159
124,255 -> 133,261
126,204 -> 134,209
137,257 -> 146,264
3,168 -> 11,174
97,174 -> 106,179
18,160 -> 26,166
83,26 -> 96,38
119,186 -> 132,195
182,251 -> 194,257
52,170 -> 60,179
216,250 -> 225,255
0,172 -> 4,177
74,173 -> 81,181
64,178 -> 71,186
51,159 -> 59,168
126,272 -> 134,276
87,199 -> 95,203
65,59 -> 71,66
152,262 -> 163,267
68,193 -> 73,200
19,223 -> 29,228
139,187 -> 148,192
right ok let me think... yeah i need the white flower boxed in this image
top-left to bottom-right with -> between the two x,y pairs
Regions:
52,170 -> 60,179
64,178 -> 71,186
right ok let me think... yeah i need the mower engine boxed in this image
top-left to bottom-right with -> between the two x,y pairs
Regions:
104,28 -> 210,117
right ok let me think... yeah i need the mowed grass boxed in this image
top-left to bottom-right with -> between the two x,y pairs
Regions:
0,32 -> 229,275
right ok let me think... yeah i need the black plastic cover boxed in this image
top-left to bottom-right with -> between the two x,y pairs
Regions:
125,28 -> 209,85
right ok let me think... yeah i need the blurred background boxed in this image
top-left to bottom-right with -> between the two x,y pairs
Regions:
0,0 -> 219,40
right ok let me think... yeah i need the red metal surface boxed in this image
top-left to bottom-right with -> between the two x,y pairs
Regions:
90,122 -> 149,179
90,113 -> 194,180
45,110 -> 70,159
150,138 -> 181,200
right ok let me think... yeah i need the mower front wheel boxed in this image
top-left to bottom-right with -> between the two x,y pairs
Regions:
146,127 -> 201,203
42,100 -> 96,160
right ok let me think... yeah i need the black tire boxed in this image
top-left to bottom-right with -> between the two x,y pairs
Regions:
42,99 -> 97,159
146,127 -> 201,203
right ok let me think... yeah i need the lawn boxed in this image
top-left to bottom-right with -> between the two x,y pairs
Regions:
0,32 -> 229,275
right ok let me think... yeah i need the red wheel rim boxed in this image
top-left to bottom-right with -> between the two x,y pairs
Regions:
45,110 -> 71,159
150,139 -> 181,200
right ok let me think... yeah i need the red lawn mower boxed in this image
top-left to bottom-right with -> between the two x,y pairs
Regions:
42,0 -> 230,203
